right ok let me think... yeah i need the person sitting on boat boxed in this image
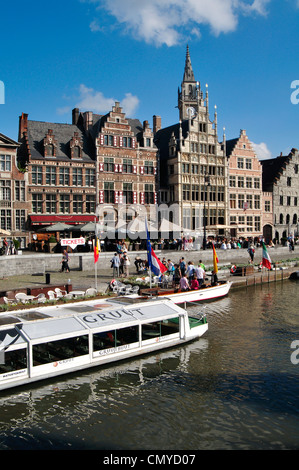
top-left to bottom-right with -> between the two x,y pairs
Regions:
190,274 -> 199,290
211,270 -> 219,286
179,274 -> 190,292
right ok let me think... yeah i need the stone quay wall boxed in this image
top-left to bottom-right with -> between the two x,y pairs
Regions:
0,246 -> 297,277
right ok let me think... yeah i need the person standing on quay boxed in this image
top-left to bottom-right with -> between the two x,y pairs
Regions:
111,253 -> 120,278
122,253 -> 130,277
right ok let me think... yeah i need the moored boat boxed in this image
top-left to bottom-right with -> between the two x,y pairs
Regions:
0,296 -> 207,391
139,280 -> 232,304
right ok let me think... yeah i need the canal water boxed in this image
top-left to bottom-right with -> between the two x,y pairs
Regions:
0,280 -> 298,450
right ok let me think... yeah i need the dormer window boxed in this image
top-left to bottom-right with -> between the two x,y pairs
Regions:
43,130 -> 57,157
70,132 -> 83,159
47,144 -> 54,156
73,146 -> 80,159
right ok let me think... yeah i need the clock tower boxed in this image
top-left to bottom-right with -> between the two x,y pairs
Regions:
178,45 -> 200,121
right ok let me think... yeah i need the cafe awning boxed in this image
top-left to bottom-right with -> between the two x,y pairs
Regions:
30,215 -> 95,225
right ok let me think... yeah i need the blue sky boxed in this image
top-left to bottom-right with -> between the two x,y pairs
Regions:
0,0 -> 298,159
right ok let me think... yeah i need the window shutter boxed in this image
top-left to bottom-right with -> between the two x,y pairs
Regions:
140,166 -> 144,175
119,136 -> 123,147
140,192 -> 145,204
133,191 -> 137,204
99,190 -> 104,204
118,164 -> 123,173
113,136 -> 117,147
133,165 -> 137,174
100,135 -> 104,145
99,162 -> 104,172
114,164 -> 119,173
114,191 -> 119,204
118,191 -> 123,204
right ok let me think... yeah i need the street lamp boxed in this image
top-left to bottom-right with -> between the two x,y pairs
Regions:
203,173 -> 210,250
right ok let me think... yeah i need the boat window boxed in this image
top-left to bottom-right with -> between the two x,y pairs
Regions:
93,326 -> 139,352
142,318 -> 180,340
0,348 -> 27,374
33,335 -> 89,366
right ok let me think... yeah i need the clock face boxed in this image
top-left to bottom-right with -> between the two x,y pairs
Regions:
187,106 -> 196,117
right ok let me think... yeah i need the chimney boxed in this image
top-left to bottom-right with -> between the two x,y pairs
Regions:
143,120 -> 149,130
153,115 -> 161,134
83,111 -> 93,131
18,112 -> 28,141
72,108 -> 80,125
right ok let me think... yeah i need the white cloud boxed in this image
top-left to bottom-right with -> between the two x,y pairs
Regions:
85,0 -> 271,46
57,84 -> 140,117
252,141 -> 272,160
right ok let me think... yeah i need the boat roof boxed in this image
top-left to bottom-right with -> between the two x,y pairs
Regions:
0,297 -> 185,348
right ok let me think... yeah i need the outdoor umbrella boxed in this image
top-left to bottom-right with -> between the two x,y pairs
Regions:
0,228 -> 11,236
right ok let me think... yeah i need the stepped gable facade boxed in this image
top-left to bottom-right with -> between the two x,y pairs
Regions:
225,129 -> 266,240
0,132 -> 30,248
261,148 -> 299,242
17,103 -> 158,233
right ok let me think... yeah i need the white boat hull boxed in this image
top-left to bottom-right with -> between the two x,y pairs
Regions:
147,281 -> 232,305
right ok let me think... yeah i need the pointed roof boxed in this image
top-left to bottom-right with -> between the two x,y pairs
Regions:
0,132 -> 19,148
183,45 -> 195,82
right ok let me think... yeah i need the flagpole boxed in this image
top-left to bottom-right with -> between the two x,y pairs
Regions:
94,218 -> 97,291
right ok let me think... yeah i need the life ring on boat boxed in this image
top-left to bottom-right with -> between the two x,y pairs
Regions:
230,265 -> 237,274
110,279 -> 117,289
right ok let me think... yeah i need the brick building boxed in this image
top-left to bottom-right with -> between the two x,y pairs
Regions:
261,148 -> 299,243
226,129 -> 264,240
0,132 -> 30,248
17,103 -> 157,240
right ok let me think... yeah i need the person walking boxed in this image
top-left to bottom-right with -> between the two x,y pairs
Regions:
248,244 -> 255,263
60,250 -> 70,272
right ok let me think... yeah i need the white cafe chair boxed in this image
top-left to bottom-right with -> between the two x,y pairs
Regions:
15,293 -> 30,304
47,290 -> 57,301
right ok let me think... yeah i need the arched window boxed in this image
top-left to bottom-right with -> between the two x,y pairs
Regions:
286,214 -> 290,224
293,214 -> 297,224
279,214 -> 284,224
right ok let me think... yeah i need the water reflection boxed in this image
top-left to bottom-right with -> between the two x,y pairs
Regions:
0,281 -> 298,450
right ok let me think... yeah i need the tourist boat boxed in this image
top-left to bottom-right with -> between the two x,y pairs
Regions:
139,280 -> 232,305
0,296 -> 207,391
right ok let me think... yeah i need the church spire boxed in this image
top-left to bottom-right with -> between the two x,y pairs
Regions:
183,45 -> 195,82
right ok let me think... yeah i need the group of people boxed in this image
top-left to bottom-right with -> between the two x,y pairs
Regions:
159,257 -> 218,292
1,238 -> 16,255
111,252 -> 131,278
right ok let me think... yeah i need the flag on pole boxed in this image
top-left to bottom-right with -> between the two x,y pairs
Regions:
262,242 -> 271,270
145,218 -> 167,277
94,223 -> 99,264
212,243 -> 219,273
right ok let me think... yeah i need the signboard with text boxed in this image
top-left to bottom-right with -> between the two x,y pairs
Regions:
61,238 -> 85,250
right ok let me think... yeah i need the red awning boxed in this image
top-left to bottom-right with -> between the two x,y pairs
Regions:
29,215 -> 96,225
